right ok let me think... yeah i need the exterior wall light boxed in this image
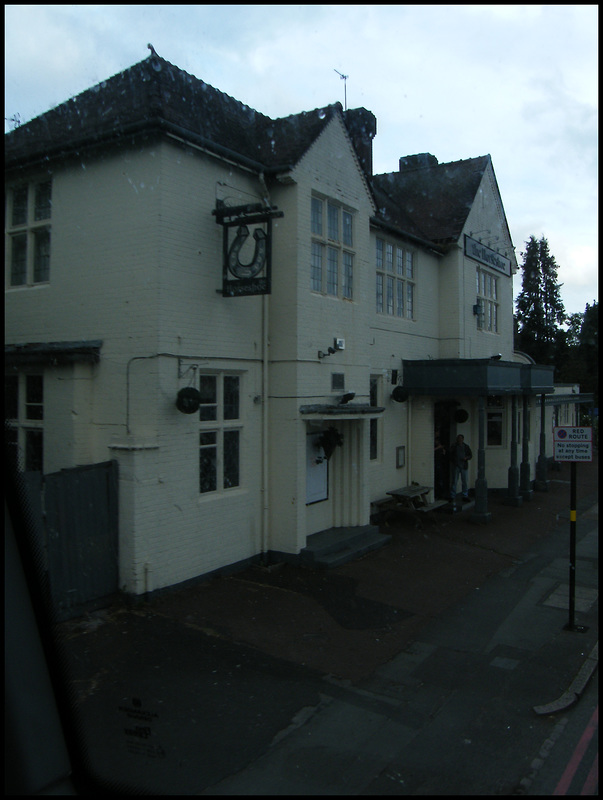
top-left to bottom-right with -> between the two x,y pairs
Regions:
391,386 -> 409,403
176,387 -> 201,414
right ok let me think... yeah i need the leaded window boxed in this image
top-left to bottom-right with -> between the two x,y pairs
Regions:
198,373 -> 241,494
376,237 -> 415,319
311,196 -> 355,300
6,179 -> 52,286
476,267 -> 499,332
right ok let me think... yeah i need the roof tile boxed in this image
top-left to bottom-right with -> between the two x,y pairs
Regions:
373,155 -> 490,244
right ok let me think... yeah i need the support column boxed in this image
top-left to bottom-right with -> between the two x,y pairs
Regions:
471,395 -> 492,523
520,394 -> 533,501
505,394 -> 522,506
535,393 -> 550,491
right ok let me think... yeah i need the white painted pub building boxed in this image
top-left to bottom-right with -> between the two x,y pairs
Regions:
5,52 -> 583,599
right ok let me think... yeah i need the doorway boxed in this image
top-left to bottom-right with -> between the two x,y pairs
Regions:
434,401 -> 455,499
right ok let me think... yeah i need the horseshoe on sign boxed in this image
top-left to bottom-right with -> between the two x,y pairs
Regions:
227,225 -> 267,279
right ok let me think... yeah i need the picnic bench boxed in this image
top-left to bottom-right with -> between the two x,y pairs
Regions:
387,485 -> 448,513
371,484 -> 447,523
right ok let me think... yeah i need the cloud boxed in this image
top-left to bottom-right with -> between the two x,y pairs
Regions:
5,4 -> 597,316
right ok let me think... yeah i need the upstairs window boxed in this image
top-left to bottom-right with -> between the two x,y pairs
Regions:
376,237 -> 415,318
7,179 -> 52,287
310,196 -> 355,300
476,268 -> 498,332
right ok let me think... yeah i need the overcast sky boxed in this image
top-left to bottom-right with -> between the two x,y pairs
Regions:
5,4 -> 598,317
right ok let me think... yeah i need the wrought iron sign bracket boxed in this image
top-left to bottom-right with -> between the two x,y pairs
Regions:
213,201 -> 284,297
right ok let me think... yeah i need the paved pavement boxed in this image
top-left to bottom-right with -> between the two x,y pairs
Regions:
57,456 -> 598,794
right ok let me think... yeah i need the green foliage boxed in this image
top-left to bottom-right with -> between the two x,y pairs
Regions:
515,238 -> 598,410
515,235 -> 566,364
555,300 -> 599,407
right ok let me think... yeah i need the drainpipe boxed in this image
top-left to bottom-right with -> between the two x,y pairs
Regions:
406,397 -> 412,483
258,171 -> 272,563
261,294 -> 269,561
535,393 -> 550,491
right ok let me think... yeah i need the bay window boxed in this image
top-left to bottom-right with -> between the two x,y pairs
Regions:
311,196 -> 355,300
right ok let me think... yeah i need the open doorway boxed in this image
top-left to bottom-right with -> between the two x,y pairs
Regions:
434,401 -> 455,499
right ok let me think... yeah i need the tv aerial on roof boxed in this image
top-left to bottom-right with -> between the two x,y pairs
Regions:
334,69 -> 349,111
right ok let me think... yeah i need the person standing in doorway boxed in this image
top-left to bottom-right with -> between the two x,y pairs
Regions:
450,434 -> 472,501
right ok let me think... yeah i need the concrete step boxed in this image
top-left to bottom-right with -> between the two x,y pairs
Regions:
440,498 -> 475,514
301,525 -> 391,569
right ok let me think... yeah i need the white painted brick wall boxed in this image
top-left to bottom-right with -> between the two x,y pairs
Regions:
5,129 -> 563,593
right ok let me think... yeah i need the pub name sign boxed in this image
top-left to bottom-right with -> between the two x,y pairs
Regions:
464,234 -> 511,276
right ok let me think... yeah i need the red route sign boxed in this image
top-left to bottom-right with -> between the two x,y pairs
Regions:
553,427 -> 593,462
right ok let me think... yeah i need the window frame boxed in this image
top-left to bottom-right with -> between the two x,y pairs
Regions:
369,375 -> 380,461
6,179 -> 52,288
198,372 -> 242,495
476,267 -> 499,332
486,395 -> 504,447
5,372 -> 45,472
310,195 -> 355,300
375,237 -> 415,318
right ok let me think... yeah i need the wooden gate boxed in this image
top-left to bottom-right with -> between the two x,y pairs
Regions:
43,460 -> 119,621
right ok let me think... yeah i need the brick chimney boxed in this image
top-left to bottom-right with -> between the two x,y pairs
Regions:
343,108 -> 377,177
399,153 -> 438,171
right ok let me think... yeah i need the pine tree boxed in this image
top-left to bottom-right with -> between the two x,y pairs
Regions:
578,301 -> 598,403
515,235 -> 566,363
555,300 -> 599,406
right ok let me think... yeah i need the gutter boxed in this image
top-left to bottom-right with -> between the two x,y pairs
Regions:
6,116 -> 296,177
370,215 -> 445,256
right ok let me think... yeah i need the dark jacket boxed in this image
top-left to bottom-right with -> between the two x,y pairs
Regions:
450,441 -> 472,467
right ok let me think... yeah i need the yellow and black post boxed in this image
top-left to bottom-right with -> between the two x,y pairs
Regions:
564,461 -> 588,633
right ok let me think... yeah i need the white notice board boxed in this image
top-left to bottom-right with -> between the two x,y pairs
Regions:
553,427 -> 593,462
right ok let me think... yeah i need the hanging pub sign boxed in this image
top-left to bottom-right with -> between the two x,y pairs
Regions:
213,201 -> 284,297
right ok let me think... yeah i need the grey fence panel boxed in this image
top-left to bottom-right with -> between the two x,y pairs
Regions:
21,471 -> 47,573
45,460 -> 118,620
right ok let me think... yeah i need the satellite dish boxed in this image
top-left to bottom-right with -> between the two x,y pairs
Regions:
455,409 -> 469,423
176,387 -> 201,414
391,386 -> 409,403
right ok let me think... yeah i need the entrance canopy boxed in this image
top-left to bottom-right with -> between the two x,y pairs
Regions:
401,359 -> 555,396
5,340 -> 103,367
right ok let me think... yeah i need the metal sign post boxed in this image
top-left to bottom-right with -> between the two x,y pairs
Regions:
553,427 -> 592,633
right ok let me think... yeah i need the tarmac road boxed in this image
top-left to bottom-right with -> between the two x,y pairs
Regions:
55,456 -> 598,794
523,679 -> 598,796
